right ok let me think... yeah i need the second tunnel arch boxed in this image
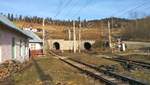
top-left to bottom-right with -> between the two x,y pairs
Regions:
84,42 -> 92,50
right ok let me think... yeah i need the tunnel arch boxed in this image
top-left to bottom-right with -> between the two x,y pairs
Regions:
84,42 -> 92,50
53,42 -> 60,50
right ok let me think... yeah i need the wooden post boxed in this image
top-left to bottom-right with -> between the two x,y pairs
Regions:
79,21 -> 81,53
68,28 -> 71,40
42,18 -> 45,54
73,21 -> 76,53
108,21 -> 112,48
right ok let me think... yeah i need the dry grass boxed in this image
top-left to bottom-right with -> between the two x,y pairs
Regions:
117,54 -> 150,63
64,53 -> 124,72
65,53 -> 117,65
124,70 -> 150,84
64,53 -> 150,84
131,70 -> 150,84
113,54 -> 150,84
13,21 -> 103,40
12,55 -> 101,85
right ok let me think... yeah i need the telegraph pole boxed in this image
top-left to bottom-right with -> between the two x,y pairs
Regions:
73,21 -> 76,53
68,28 -> 71,40
111,17 -> 114,53
111,17 -> 114,30
42,18 -> 45,54
108,21 -> 112,48
78,20 -> 81,53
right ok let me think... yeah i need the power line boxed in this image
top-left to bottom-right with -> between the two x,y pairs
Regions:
71,0 -> 91,18
111,0 -> 141,16
54,0 -> 73,18
114,0 -> 150,17
65,0 -> 80,18
54,0 -> 64,18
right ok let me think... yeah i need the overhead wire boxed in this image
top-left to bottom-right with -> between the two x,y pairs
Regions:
71,0 -> 149,20
54,0 -> 64,18
54,0 -> 73,19
65,0 -> 81,18
113,0 -> 150,17
54,0 -> 150,21
71,0 -> 91,18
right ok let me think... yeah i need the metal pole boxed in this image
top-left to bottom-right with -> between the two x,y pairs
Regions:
73,21 -> 76,53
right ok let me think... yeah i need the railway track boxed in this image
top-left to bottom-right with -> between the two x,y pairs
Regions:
103,57 -> 150,69
60,58 -> 128,85
49,51 -> 148,85
59,57 -> 148,85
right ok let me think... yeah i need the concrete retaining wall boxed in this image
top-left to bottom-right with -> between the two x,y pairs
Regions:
48,39 -> 95,51
125,41 -> 150,50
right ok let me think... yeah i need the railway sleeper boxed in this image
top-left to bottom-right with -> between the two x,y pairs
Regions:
69,58 -> 148,85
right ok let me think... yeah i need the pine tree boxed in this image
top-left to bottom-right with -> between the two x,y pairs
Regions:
0,12 -> 3,15
10,14 -> 14,21
19,15 -> 22,21
7,13 -> 11,20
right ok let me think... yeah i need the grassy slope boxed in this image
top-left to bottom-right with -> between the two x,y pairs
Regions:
13,21 -> 110,40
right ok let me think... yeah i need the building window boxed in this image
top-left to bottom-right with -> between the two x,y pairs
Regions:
25,42 -> 28,56
31,43 -> 36,50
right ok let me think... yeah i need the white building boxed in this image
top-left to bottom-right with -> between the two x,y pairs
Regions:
23,27 -> 40,32
24,30 -> 43,56
0,15 -> 31,63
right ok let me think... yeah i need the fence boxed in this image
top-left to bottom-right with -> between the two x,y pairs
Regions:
30,49 -> 43,57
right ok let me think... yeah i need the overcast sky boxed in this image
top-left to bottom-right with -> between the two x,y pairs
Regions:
0,0 -> 150,20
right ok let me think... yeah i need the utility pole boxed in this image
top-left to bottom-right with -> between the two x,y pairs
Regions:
42,18 -> 45,54
101,20 -> 103,36
78,20 -> 81,53
73,21 -> 76,53
108,21 -> 112,48
111,17 -> 114,30
68,28 -> 71,40
111,17 -> 114,53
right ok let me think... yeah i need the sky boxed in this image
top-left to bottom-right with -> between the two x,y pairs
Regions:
0,0 -> 150,20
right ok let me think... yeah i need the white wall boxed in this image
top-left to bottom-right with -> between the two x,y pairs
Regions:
29,43 -> 42,50
0,45 -> 1,63
62,40 -> 74,50
0,29 -> 29,63
125,41 -> 150,50
48,39 -> 95,51
0,32 -> 1,62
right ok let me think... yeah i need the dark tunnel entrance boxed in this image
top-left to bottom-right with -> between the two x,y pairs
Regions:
53,42 -> 60,50
84,42 -> 92,50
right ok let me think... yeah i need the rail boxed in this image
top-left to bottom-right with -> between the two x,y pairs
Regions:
104,57 -> 150,69
69,58 -> 148,85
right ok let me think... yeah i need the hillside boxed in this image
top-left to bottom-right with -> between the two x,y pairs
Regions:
13,21 -> 102,40
11,17 -> 130,40
8,14 -> 150,41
